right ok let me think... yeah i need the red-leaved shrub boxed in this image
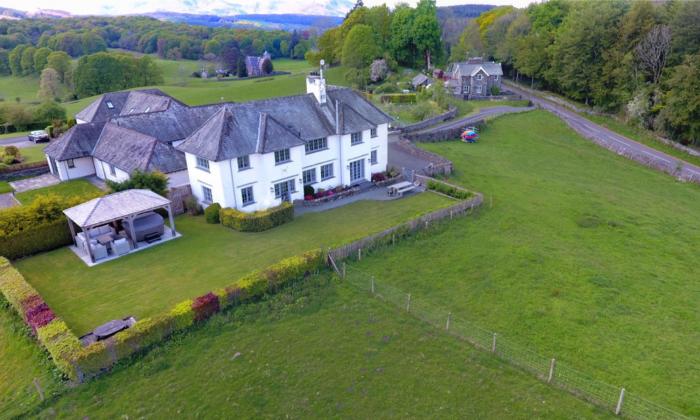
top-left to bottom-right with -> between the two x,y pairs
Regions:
192,292 -> 220,322
27,308 -> 55,331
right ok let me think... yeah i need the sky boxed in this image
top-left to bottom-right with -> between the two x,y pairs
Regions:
1,0 -> 536,16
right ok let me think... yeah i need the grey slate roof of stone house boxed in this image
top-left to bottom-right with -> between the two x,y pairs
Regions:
74,89 -> 179,123
453,61 -> 503,77
92,123 -> 186,174
177,87 -> 393,162
44,121 -> 106,160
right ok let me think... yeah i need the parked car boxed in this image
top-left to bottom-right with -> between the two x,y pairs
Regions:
28,130 -> 50,143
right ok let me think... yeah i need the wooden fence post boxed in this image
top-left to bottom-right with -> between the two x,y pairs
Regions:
491,333 -> 497,353
358,248 -> 362,261
547,358 -> 556,383
342,262 -> 346,279
615,388 -> 625,416
446,312 -> 451,331
371,276 -> 375,294
406,293 -> 411,312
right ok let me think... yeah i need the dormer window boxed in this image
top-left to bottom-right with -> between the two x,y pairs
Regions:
106,101 -> 114,109
476,74 -> 483,81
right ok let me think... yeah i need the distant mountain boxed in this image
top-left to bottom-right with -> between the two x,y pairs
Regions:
145,12 -> 343,31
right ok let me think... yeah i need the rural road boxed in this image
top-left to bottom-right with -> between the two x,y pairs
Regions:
505,82 -> 700,182
0,135 -> 36,148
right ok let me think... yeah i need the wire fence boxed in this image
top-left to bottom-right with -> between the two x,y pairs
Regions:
338,263 -> 688,420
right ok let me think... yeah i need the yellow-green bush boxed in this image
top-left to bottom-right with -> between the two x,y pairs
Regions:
36,319 -> 82,379
170,299 -> 195,330
0,256 -> 37,313
220,202 -> 294,232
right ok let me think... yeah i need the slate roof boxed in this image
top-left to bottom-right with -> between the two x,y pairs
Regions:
412,73 -> 431,87
178,87 -> 393,162
453,61 -> 503,77
64,189 -> 170,228
110,103 -> 222,143
92,123 -> 186,174
75,89 -> 177,123
44,122 -> 106,160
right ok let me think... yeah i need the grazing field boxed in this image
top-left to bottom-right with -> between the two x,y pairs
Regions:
14,178 -> 102,205
13,275 -> 605,418
17,192 -> 454,335
348,110 -> 700,416
0,75 -> 41,103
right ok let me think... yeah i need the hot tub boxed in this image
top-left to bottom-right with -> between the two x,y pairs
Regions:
123,212 -> 164,242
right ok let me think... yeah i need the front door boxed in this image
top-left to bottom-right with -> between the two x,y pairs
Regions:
349,158 -> 365,183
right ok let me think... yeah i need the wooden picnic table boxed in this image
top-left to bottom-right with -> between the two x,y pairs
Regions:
387,181 -> 416,197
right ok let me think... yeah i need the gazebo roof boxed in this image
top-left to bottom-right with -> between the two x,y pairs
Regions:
63,189 -> 171,228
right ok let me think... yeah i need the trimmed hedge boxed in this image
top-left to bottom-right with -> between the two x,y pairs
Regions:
220,202 -> 294,232
0,192 -> 103,260
427,180 -> 474,200
204,203 -> 221,224
0,249 -> 323,382
380,93 -> 417,104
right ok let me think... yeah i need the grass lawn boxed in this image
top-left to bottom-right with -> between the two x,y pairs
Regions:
348,110 -> 700,416
17,192 -> 454,335
11,143 -> 47,164
14,179 -> 102,205
0,299 -> 61,418
0,181 -> 11,194
18,275 -> 606,418
0,75 -> 41,103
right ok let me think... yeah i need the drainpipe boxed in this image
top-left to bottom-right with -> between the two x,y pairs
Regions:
228,159 -> 238,210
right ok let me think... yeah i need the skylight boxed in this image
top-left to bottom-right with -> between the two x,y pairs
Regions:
106,101 -> 114,109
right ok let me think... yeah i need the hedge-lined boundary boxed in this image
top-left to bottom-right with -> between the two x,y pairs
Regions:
0,251 -> 323,382
220,202 -> 294,232
328,177 -> 482,262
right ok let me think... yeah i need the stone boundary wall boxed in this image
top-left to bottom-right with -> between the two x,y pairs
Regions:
0,163 -> 49,181
399,106 -> 457,133
168,185 -> 192,215
393,139 -> 453,176
404,119 -> 486,142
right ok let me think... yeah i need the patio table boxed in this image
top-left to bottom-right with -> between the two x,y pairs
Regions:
387,181 -> 413,196
96,233 -> 114,246
94,319 -> 129,340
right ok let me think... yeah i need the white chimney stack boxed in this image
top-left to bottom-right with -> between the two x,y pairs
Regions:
306,59 -> 327,104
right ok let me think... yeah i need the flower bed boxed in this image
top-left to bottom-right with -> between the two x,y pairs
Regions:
301,185 -> 360,206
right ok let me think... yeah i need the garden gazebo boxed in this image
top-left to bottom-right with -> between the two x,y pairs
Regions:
63,189 -> 177,264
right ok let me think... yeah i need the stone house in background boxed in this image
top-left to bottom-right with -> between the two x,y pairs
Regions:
245,51 -> 273,77
447,57 -> 503,99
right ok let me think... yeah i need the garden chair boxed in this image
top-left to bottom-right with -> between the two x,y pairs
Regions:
113,238 -> 131,256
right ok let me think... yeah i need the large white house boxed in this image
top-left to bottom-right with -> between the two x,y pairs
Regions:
44,70 -> 392,212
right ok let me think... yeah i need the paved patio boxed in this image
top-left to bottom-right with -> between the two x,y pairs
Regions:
0,193 -> 19,208
294,184 -> 424,216
9,173 -> 60,193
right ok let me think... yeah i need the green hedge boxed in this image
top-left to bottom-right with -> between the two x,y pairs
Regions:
426,180 -> 473,200
380,93 -> 417,104
220,202 -> 294,232
204,202 -> 221,224
0,192 -> 102,260
72,249 -> 323,380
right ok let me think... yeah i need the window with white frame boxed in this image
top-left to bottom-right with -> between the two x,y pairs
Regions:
237,155 -> 250,170
274,148 -> 291,164
370,127 -> 378,138
476,73 -> 483,80
109,164 -> 116,176
196,156 -> 210,172
67,159 -> 75,169
241,186 -> 254,206
302,168 -> 317,185
351,131 -> 363,145
494,75 -> 499,81
320,163 -> 333,180
274,179 -> 296,198
371,150 -> 378,165
201,185 -> 213,203
305,137 -> 327,154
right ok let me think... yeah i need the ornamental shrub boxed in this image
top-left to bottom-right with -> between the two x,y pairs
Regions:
169,299 -> 195,331
220,202 -> 294,232
192,292 -> 220,322
427,180 -> 473,200
36,319 -> 81,379
380,93 -> 416,104
204,202 -> 221,224
0,257 -> 38,313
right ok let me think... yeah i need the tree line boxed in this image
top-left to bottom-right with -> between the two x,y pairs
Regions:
305,0 -> 442,88
0,15 -> 313,69
453,0 -> 700,145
